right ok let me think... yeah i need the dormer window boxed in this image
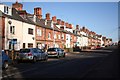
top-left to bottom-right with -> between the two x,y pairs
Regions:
4,6 -> 9,14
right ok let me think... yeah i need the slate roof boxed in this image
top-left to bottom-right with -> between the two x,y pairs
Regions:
1,8 -> 36,25
0,6 -> 79,37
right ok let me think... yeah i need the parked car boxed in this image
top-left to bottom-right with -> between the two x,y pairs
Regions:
96,45 -> 101,49
118,40 -> 120,48
17,48 -> 48,63
47,48 -> 65,58
1,50 -> 12,69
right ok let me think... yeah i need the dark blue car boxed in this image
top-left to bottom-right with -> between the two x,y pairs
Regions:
1,50 -> 11,69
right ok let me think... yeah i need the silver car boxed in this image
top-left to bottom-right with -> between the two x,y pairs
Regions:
47,48 -> 65,58
18,48 -> 48,62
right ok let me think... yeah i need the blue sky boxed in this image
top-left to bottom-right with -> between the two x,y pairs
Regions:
3,2 -> 118,42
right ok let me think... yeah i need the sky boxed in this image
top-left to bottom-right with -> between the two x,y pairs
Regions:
2,1 -> 119,42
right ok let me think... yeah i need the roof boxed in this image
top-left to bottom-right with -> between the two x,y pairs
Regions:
1,7 -> 79,36
1,8 -> 36,25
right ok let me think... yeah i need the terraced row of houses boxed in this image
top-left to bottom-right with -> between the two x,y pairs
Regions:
0,1 -> 112,51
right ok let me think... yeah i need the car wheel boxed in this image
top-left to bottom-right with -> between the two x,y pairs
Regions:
3,61 -> 9,69
44,56 -> 48,61
33,57 -> 37,63
57,54 -> 60,58
63,53 -> 65,57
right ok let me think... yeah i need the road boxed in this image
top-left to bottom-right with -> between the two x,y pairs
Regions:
1,46 -> 120,80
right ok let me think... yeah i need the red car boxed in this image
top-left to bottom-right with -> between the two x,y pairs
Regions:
96,45 -> 101,49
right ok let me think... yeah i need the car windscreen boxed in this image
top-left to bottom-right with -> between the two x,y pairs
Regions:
20,49 -> 30,53
47,48 -> 56,51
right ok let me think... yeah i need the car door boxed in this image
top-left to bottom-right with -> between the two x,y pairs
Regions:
58,48 -> 62,57
37,49 -> 42,60
33,48 -> 40,60
40,49 -> 46,60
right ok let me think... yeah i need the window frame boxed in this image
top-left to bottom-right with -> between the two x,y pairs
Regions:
28,28 -> 33,35
10,26 -> 15,34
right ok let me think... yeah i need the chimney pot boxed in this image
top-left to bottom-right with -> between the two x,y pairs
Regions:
52,16 -> 57,22
76,25 -> 79,30
57,19 -> 61,25
61,21 -> 65,25
12,1 -> 23,11
46,13 -> 50,20
65,22 -> 69,28
69,24 -> 72,29
34,7 -> 42,19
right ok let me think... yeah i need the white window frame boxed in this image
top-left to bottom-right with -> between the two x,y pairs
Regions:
54,34 -> 56,39
37,29 -> 42,36
10,26 -> 15,34
58,35 -> 60,39
4,6 -> 9,14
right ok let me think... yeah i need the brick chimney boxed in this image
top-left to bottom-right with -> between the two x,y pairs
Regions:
57,19 -> 61,25
60,21 -> 65,30
52,16 -> 57,22
34,7 -> 42,19
76,25 -> 79,30
82,26 -> 86,32
61,21 -> 65,26
12,1 -> 23,11
69,24 -> 72,29
65,22 -> 69,28
46,13 -> 50,20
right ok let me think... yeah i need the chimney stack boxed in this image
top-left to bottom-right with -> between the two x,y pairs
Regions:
61,21 -> 65,26
52,16 -> 57,22
34,7 -> 42,19
65,22 -> 69,28
69,24 -> 72,29
76,25 -> 79,30
46,13 -> 50,20
12,1 -> 23,11
60,21 -> 65,30
57,19 -> 61,25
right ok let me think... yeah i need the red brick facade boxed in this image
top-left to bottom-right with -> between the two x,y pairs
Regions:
0,17 -> 5,50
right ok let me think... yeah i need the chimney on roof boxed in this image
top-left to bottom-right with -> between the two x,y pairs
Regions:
60,21 -> 65,30
34,7 -> 42,19
46,13 -> 50,20
57,19 -> 61,25
76,25 -> 79,30
61,21 -> 65,26
12,1 -> 23,11
65,22 -> 69,28
69,24 -> 72,29
52,16 -> 57,22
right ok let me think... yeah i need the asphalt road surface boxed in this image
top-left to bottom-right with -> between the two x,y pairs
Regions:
1,46 -> 120,80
